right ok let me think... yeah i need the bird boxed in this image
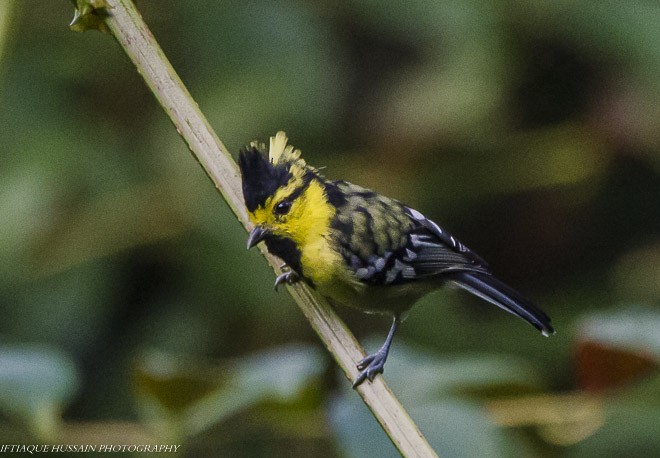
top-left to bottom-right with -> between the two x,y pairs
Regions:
238,131 -> 554,388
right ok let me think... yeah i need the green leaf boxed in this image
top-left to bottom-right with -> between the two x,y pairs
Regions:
577,307 -> 660,357
575,306 -> 660,390
329,342 -> 542,457
69,0 -> 110,33
361,338 -> 545,402
566,396 -> 660,458
330,396 -> 526,458
0,345 -> 79,440
133,344 -> 324,439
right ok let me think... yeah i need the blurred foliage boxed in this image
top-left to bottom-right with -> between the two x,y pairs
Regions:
0,0 -> 659,456
133,345 -> 324,441
0,345 -> 79,440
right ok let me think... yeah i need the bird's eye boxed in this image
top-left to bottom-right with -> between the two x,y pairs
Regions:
274,199 -> 292,215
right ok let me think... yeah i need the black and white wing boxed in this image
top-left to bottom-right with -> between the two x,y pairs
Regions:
326,180 -> 553,334
330,194 -> 488,286
404,207 -> 554,335
403,207 -> 488,276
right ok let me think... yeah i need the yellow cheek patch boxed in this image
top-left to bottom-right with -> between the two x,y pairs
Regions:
249,200 -> 274,227
282,180 -> 335,244
251,171 -> 313,229
249,179 -> 340,274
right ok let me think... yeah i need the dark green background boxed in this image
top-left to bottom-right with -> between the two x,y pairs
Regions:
1,1 -> 659,456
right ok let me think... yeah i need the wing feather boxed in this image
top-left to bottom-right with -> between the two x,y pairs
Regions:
330,191 -> 488,285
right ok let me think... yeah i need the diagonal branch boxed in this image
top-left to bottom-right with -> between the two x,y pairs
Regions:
88,1 -> 438,456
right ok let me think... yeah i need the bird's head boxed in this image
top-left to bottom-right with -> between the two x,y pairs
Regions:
238,131 -> 333,249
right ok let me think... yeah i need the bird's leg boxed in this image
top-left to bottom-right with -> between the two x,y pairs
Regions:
353,314 -> 400,388
274,263 -> 300,291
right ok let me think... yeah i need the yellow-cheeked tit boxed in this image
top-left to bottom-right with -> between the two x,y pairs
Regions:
239,132 -> 554,388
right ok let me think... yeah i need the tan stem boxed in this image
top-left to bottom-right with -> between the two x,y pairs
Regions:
100,1 -> 438,456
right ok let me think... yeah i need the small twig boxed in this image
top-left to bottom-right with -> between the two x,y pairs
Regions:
88,1 -> 438,456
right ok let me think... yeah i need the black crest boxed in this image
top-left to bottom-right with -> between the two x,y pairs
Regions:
238,146 -> 292,212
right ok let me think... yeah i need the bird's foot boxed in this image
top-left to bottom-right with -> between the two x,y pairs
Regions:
274,265 -> 300,291
353,349 -> 388,388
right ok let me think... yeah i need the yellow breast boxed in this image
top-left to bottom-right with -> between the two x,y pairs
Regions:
300,237 -> 342,285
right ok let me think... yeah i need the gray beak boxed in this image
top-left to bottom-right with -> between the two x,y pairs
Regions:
246,226 -> 268,249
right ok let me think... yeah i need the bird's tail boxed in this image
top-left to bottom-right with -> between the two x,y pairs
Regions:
450,271 -> 554,336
